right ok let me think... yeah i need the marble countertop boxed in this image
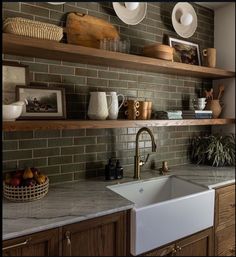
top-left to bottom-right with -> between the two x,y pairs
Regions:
3,164 -> 235,241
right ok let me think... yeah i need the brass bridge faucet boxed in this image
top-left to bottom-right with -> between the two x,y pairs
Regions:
134,127 -> 157,179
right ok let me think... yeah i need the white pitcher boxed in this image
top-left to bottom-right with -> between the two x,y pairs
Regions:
107,92 -> 125,120
88,92 -> 112,120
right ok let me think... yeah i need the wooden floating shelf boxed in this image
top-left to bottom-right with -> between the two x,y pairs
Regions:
3,119 -> 235,131
3,33 -> 235,79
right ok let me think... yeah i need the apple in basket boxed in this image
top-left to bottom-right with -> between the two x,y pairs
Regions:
10,177 -> 21,187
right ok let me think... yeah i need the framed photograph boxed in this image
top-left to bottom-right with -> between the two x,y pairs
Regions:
16,86 -> 66,119
168,37 -> 201,66
3,61 -> 30,104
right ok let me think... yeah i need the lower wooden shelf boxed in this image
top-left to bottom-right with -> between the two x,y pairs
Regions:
2,118 -> 235,131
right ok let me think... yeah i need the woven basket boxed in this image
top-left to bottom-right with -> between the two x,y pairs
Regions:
3,17 -> 63,41
3,177 -> 49,202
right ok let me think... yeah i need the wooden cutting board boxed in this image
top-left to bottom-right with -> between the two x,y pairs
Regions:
66,12 -> 120,48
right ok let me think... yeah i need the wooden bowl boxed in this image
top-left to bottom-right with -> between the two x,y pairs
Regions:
143,43 -> 173,61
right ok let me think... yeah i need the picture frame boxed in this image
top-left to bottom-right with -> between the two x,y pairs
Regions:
16,86 -> 66,120
3,61 -> 30,104
168,36 -> 201,66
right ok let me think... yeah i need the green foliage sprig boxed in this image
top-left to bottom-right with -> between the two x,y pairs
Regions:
190,134 -> 235,167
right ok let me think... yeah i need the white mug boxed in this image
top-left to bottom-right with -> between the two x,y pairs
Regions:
107,92 -> 125,120
88,92 -> 112,120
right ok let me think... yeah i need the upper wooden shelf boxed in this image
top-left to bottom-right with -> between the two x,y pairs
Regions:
3,33 -> 235,79
3,119 -> 235,131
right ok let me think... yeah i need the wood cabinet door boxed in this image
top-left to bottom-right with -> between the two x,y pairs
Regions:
215,224 -> 235,256
175,228 -> 213,256
143,243 -> 176,256
2,228 -> 60,256
215,184 -> 235,230
62,211 -> 127,256
141,228 -> 213,256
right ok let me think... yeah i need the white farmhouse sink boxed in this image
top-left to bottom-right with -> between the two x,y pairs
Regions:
107,175 -> 215,255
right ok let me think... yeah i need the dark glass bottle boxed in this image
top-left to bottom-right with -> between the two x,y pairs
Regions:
115,160 -> 123,179
105,158 -> 116,180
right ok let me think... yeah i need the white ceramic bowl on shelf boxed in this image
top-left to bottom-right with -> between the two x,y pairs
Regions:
3,105 -> 23,121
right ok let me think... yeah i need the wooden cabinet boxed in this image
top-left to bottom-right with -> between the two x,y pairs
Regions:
143,228 -> 213,256
61,211 -> 127,256
214,184 -> 235,256
3,211 -> 128,257
2,228 -> 59,256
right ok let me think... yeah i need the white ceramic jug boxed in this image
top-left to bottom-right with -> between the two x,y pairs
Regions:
88,92 -> 112,120
107,92 -> 125,120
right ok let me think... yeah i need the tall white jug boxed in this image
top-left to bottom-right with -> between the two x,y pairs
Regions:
88,92 -> 111,120
107,92 -> 125,120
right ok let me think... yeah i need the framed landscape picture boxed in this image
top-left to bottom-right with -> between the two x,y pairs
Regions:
3,61 -> 29,104
168,37 -> 201,66
16,86 -> 66,119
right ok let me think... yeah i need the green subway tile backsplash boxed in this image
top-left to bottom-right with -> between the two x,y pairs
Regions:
2,2 -> 213,183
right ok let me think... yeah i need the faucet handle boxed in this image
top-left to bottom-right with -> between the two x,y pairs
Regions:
139,154 -> 150,167
144,153 -> 150,163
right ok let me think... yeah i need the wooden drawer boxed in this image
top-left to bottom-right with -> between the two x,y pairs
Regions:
215,225 -> 235,256
215,184 -> 235,229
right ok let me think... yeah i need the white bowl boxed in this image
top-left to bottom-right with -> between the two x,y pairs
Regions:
3,105 -> 23,121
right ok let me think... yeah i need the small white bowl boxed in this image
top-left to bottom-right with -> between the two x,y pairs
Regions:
3,105 -> 23,121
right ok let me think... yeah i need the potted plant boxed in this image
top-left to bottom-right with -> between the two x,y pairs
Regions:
190,134 -> 235,167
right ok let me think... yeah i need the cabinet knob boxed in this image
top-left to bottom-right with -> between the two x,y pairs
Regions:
176,245 -> 182,252
3,238 -> 31,251
230,203 -> 235,208
65,231 -> 72,256
171,248 -> 177,256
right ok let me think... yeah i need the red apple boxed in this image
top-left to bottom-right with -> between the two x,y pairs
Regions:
10,177 -> 21,187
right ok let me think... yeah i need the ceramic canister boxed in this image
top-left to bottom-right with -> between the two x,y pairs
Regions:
88,92 -> 112,120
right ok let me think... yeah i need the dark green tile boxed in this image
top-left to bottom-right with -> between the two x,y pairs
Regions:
40,165 -> 60,175
61,146 -> 84,155
62,75 -> 85,84
62,129 -> 85,137
3,2 -> 19,11
3,10 -> 33,20
18,158 -> 47,168
48,156 -> 73,165
74,153 -> 96,163
19,139 -> 47,149
48,173 -> 73,184
4,131 -> 33,140
74,171 -> 86,180
35,130 -> 61,138
2,141 -> 18,151
98,71 -> 119,80
21,3 -> 49,17
34,148 -> 60,158
74,137 -> 96,145
49,65 -> 74,75
75,68 -> 97,77
35,73 -> 61,83
48,138 -> 73,147
87,78 -> 108,87
2,161 -> 18,171
3,150 -> 32,161
61,163 -> 85,173
86,144 -> 106,153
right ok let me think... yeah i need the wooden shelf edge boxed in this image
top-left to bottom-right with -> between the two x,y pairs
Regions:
3,119 -> 235,131
3,33 -> 235,79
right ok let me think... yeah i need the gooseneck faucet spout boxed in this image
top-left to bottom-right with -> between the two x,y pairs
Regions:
134,127 -> 157,179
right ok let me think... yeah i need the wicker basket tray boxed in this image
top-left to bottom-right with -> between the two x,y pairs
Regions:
3,177 -> 49,202
3,17 -> 63,41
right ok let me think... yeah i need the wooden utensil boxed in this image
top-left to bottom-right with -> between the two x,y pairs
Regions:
204,89 -> 213,100
217,84 -> 225,99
